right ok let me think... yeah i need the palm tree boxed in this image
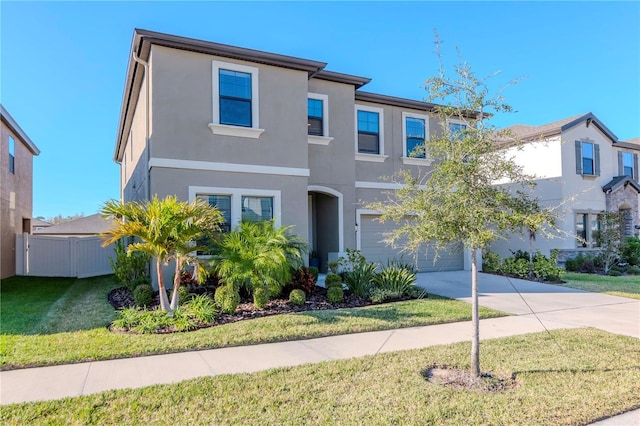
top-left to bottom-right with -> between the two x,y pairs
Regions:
101,195 -> 223,314
213,221 -> 306,300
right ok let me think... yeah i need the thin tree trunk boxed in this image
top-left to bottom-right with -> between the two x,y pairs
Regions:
529,230 -> 535,279
156,258 -> 172,315
169,258 -> 183,311
471,248 -> 481,378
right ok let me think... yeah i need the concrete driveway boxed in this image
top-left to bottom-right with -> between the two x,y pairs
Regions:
416,271 -> 640,338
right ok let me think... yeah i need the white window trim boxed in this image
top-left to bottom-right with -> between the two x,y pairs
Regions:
189,186 -> 281,229
210,61 -> 264,139
355,104 -> 385,158
307,93 -> 333,145
401,112 -> 433,166
574,210 -> 602,249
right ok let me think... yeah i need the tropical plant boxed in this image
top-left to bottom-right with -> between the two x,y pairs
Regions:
366,33 -> 556,377
372,264 -> 417,297
324,273 -> 343,289
290,266 -> 316,295
253,286 -> 270,309
212,221 -> 307,298
102,195 -> 224,314
621,236 -> 640,266
339,249 -> 378,298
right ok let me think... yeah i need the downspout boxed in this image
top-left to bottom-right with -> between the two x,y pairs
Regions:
132,49 -> 151,201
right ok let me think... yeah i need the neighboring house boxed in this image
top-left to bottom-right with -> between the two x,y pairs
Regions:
1,105 -> 40,279
33,214 -> 115,237
114,29 -> 473,273
490,113 -> 640,262
32,218 -> 53,232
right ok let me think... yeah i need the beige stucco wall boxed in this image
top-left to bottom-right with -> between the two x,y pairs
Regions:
1,121 -> 34,278
122,70 -> 150,203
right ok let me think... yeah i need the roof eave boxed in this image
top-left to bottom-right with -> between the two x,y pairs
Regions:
561,112 -> 619,143
0,104 -> 40,155
313,70 -> 371,89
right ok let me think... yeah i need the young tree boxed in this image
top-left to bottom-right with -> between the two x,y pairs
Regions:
594,212 -> 623,273
101,195 -> 223,314
367,35 -> 556,378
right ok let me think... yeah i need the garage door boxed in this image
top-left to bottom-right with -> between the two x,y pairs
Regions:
359,215 -> 464,272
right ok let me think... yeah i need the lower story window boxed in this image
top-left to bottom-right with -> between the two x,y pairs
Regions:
576,213 -> 601,248
242,196 -> 273,222
200,195 -> 232,232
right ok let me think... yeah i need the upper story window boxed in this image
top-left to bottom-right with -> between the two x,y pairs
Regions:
308,99 -> 323,136
219,69 -> 252,127
619,151 -> 638,179
447,120 -> 467,139
574,140 -> 600,176
8,136 -> 15,174
357,110 -> 380,154
209,61 -> 264,139
403,115 -> 427,158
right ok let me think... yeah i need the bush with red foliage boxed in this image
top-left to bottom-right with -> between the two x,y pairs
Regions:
290,267 -> 316,295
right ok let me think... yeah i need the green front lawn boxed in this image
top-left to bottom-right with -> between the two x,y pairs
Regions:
561,272 -> 640,300
3,328 -> 638,425
0,275 -> 507,370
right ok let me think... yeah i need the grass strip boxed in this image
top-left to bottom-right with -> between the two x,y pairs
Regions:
1,295 -> 505,369
560,272 -> 640,300
2,328 -> 639,425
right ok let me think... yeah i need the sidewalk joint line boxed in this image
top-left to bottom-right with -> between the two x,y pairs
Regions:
80,362 -> 93,396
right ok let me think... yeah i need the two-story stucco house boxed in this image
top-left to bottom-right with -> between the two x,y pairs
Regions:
489,113 -> 640,262
114,29 -> 470,274
1,105 -> 40,279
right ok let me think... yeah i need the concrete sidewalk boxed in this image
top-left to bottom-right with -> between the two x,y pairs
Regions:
1,314 -> 578,405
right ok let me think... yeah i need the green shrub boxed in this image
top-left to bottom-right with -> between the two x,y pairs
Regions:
386,257 -> 417,273
372,264 -> 416,297
289,289 -> 306,306
607,269 -> 622,276
214,285 -> 240,315
626,265 -> 640,275
324,273 -> 343,289
533,250 -> 564,281
253,286 -> 270,309
510,249 -> 531,262
110,239 -> 151,290
308,266 -> 319,283
482,251 -> 501,273
621,237 -> 640,266
340,250 -> 377,298
498,258 -> 529,278
369,288 -> 404,304
327,260 -> 340,274
133,284 -> 154,307
327,286 -> 344,304
290,266 -> 316,295
184,294 -> 217,324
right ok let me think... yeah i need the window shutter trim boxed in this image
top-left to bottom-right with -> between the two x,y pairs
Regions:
634,153 -> 639,181
575,141 -> 582,174
618,151 -> 624,176
594,144 -> 600,176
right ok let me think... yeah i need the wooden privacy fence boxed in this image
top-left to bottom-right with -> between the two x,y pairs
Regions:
16,234 -> 115,278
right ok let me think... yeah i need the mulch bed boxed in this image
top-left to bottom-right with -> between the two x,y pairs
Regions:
107,285 -> 419,332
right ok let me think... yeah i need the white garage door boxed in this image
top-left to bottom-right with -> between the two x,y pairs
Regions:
359,215 -> 464,272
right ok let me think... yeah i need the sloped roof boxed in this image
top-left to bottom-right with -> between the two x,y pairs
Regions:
504,113 -> 619,142
0,104 -> 40,155
34,214 -> 115,235
624,138 -> 640,145
32,218 -> 53,228
602,176 -> 640,193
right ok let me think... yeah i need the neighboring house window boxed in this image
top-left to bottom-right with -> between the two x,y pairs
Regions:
403,115 -> 427,158
210,61 -> 263,138
449,122 -> 467,138
8,136 -> 15,174
308,98 -> 324,136
357,110 -> 380,154
619,151 -> 638,179
575,140 -> 600,176
576,213 -> 601,248
219,69 -> 252,127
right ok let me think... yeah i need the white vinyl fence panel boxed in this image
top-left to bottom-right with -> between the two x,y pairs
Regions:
16,234 -> 115,278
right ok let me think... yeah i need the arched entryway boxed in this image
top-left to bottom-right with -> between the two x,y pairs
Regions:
308,186 -> 343,272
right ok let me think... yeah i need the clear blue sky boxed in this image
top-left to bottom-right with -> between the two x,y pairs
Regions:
2,1 -> 639,219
